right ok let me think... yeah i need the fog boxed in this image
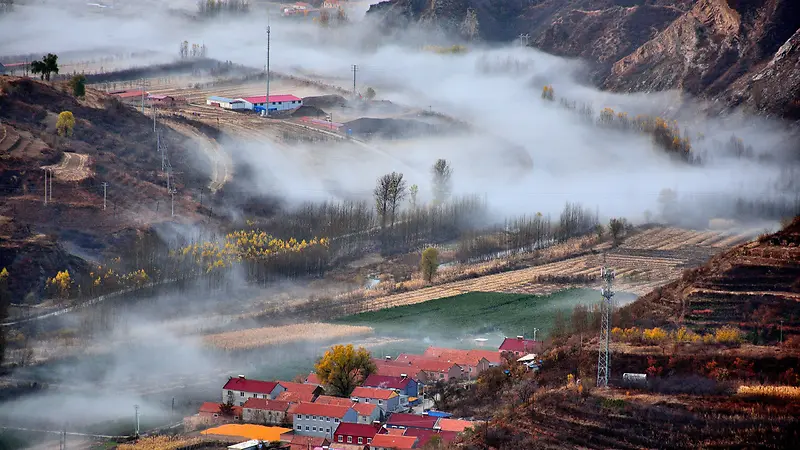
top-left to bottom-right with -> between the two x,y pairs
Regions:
4,1 -> 797,224
1,0 -> 798,436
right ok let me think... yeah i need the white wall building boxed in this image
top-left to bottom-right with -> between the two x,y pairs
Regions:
207,96 -> 248,110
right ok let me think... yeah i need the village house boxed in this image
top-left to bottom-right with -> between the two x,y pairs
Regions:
292,402 -> 357,438
350,386 -> 403,413
280,433 -> 330,450
222,375 -> 286,406
333,422 -> 382,447
435,418 -> 476,433
304,372 -> 322,385
394,354 -> 464,382
372,359 -> 426,383
423,347 -> 502,379
147,94 -> 176,106
362,374 -> 419,397
277,390 -> 316,403
370,433 -> 418,450
197,401 -> 242,422
499,335 -> 542,357
279,381 -> 324,398
403,428 -> 459,447
242,398 -> 291,425
329,443 -> 369,450
385,413 -> 439,430
353,402 -> 382,424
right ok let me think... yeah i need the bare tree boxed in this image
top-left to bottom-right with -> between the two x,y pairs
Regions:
375,172 -> 406,229
432,159 -> 453,206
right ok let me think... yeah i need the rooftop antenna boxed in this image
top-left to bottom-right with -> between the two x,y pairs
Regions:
596,266 -> 615,388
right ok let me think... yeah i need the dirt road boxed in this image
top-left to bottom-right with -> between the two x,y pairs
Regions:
42,152 -> 92,182
162,119 -> 232,192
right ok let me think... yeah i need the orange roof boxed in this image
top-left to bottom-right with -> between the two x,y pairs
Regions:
386,428 -> 406,435
292,402 -> 352,419
278,381 -> 320,395
424,347 -> 503,366
353,402 -> 378,416
201,424 -> 291,441
199,402 -> 221,414
315,395 -> 355,406
277,390 -> 316,403
371,434 -> 417,449
436,418 -> 475,432
351,387 -> 398,400
395,354 -> 460,373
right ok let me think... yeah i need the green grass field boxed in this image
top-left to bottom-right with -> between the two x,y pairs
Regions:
335,288 -> 636,341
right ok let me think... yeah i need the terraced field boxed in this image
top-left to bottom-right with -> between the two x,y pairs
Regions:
346,227 -> 754,315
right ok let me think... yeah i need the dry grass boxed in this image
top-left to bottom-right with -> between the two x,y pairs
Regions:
118,436 -> 203,450
203,322 -> 374,350
737,385 -> 800,399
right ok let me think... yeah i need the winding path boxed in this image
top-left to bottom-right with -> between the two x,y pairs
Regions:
42,152 -> 92,182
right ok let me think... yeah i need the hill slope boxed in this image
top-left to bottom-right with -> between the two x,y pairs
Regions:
629,217 -> 800,340
367,0 -> 800,119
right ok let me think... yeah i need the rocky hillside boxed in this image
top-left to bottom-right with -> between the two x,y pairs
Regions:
367,0 -> 800,119
628,216 -> 800,341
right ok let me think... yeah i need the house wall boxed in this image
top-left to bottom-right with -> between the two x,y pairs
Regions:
243,408 -> 287,425
293,413 -> 342,438
223,386 -> 283,406
354,395 -> 399,413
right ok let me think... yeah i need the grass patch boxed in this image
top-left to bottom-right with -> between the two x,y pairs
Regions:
335,288 -> 636,340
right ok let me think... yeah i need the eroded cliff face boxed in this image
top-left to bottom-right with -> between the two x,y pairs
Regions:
366,0 -> 800,119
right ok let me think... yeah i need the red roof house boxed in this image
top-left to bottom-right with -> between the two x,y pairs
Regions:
403,428 -> 459,447
278,381 -> 323,398
287,435 -> 330,450
113,89 -> 148,99
277,390 -> 316,404
350,387 -> 397,400
352,402 -> 382,424
198,401 -> 242,420
423,347 -> 503,379
370,433 -> 418,450
386,413 -> 439,430
499,336 -> 542,355
393,354 -> 464,382
333,422 -> 381,446
436,418 -> 476,432
222,376 -> 283,406
242,398 -> 291,424
305,372 -> 322,385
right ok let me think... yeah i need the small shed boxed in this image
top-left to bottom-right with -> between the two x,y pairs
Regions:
207,96 -> 247,110
227,440 -> 263,450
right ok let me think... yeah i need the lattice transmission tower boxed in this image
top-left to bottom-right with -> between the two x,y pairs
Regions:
596,266 -> 615,387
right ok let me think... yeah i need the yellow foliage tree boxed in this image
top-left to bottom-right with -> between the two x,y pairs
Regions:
715,326 -> 743,344
420,247 -> 439,283
643,327 -> 668,344
56,111 -> 76,137
541,85 -> 554,101
315,344 -> 376,397
47,270 -> 72,299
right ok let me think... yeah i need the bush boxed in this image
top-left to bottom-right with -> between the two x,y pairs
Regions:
643,327 -> 668,344
715,326 -> 743,344
672,326 -> 701,343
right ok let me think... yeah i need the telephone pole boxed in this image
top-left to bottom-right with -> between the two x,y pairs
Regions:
140,78 -> 145,114
532,327 -> 539,342
265,24 -> 271,117
102,182 -> 108,210
134,404 -> 140,437
43,168 -> 48,205
596,266 -> 616,388
170,189 -> 176,217
153,103 -> 157,132
351,64 -> 358,98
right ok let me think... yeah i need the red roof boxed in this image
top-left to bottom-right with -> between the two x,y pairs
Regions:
242,398 -> 290,412
423,347 -> 503,366
292,402 -> 353,419
436,418 -> 475,432
499,337 -> 542,353
373,361 -> 424,379
333,422 -> 381,440
276,390 -> 316,403
386,413 -> 438,429
198,402 -> 221,414
363,374 -> 413,391
114,90 -> 147,99
241,94 -> 302,104
370,434 -> 417,449
223,377 -> 280,395
353,402 -> 379,416
306,372 -> 321,385
315,395 -> 355,407
403,428 -> 459,446
288,435 -> 329,448
278,381 -> 320,395
395,354 -> 461,373
351,387 -> 397,400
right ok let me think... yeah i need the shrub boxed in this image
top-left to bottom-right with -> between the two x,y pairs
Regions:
643,327 -> 668,344
737,385 -> 800,399
672,326 -> 701,343
715,326 -> 743,344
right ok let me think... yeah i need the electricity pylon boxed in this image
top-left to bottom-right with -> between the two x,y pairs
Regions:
596,266 -> 615,387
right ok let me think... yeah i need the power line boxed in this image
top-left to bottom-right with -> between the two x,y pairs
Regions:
596,266 -> 615,388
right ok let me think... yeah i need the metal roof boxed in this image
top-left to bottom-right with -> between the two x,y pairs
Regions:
207,96 -> 240,103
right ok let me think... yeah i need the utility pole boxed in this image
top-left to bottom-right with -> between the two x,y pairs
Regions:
48,169 -> 53,202
170,189 -> 176,217
265,24 -> 271,118
102,182 -> 108,210
134,404 -> 140,437
140,78 -> 145,114
153,103 -> 157,132
351,64 -> 358,98
43,168 -> 48,205
596,266 -> 615,388
532,327 -> 539,342
518,33 -> 530,47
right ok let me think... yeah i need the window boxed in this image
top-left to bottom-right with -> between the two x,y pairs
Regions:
312,427 -> 317,431
326,428 -> 330,433
378,400 -> 383,405
335,418 -> 339,423
326,417 -> 330,422
298,414 -> 302,419
358,437 -> 363,444
296,425 -> 301,430
338,436 -> 343,443
347,436 -> 352,443
240,391 -> 245,396
305,426 -> 309,431
367,438 -> 372,444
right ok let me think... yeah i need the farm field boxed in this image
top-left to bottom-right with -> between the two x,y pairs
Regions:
336,289 -> 636,340
203,322 -> 374,351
